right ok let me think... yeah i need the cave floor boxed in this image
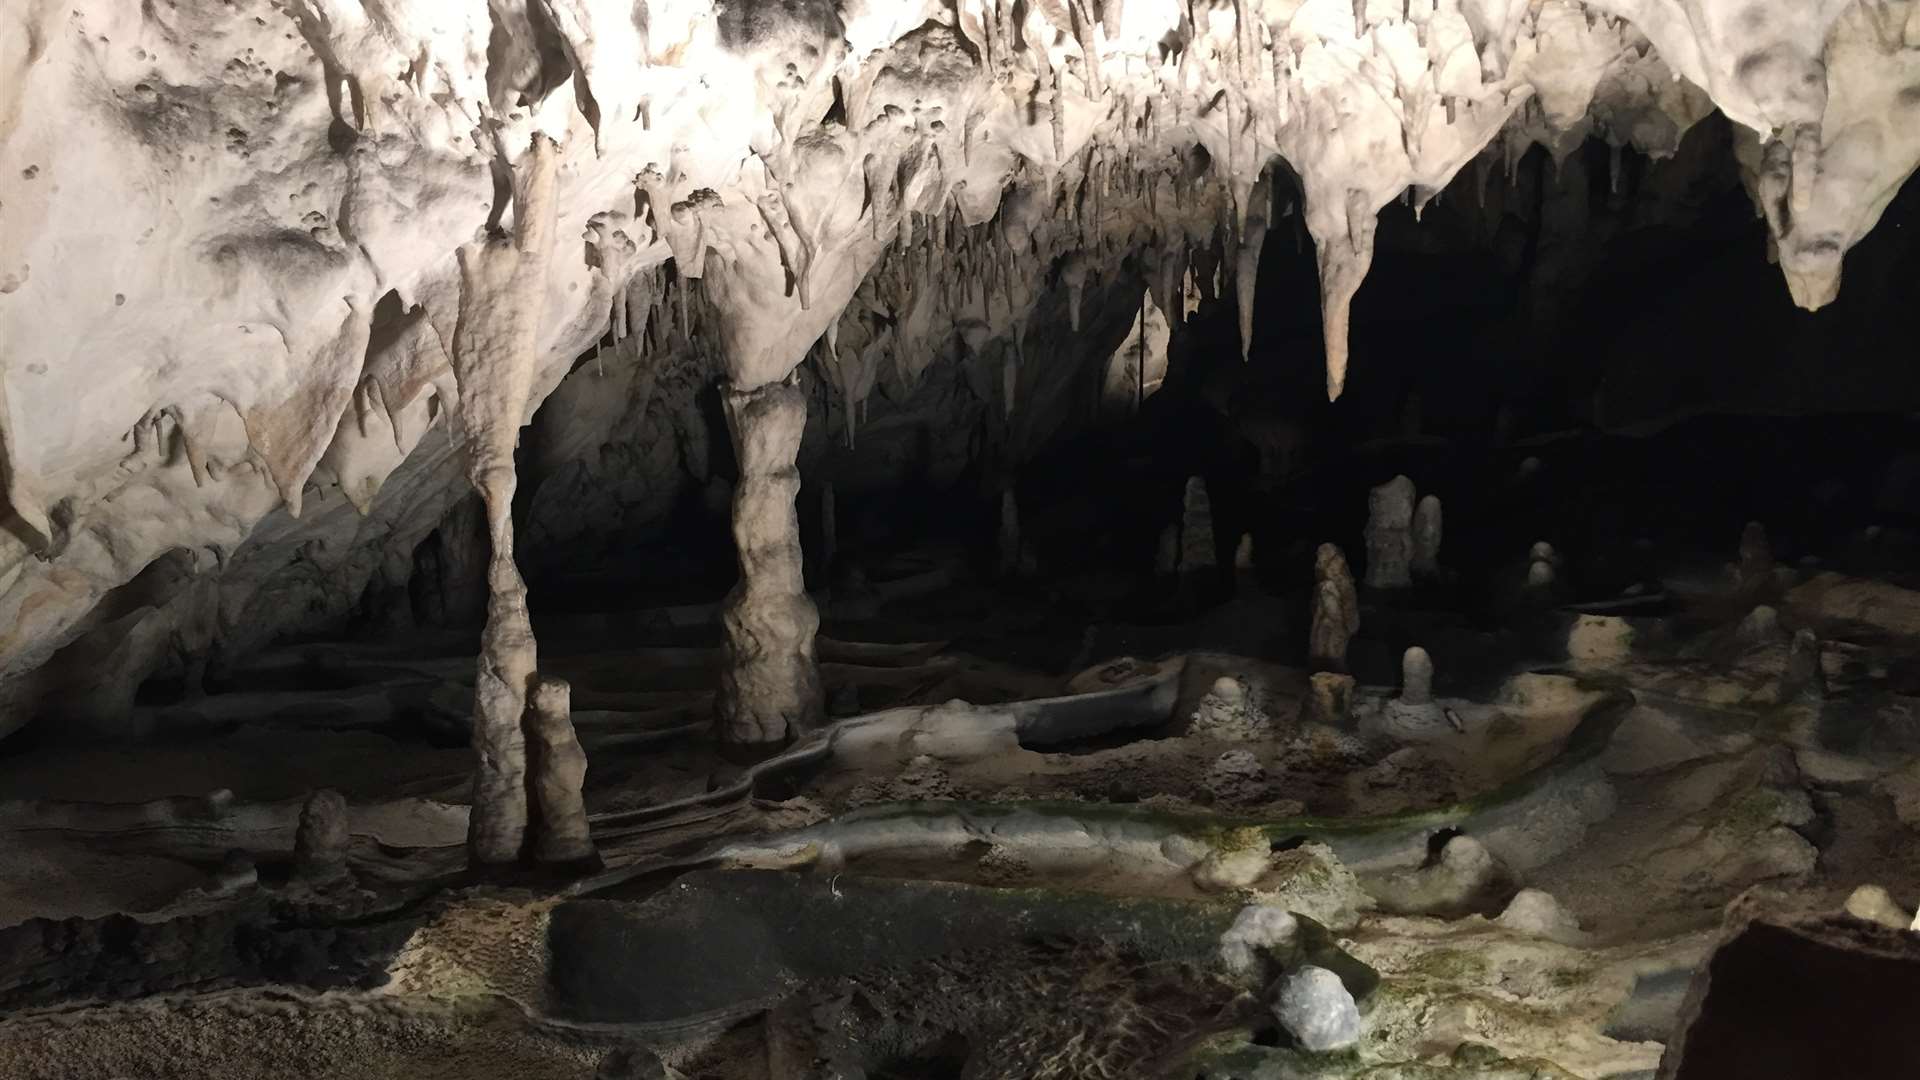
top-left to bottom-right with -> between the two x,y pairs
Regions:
3,540 -> 1920,1079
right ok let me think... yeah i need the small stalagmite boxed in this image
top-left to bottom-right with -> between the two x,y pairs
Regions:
1234,533 -> 1255,572
1412,495 -> 1442,579
527,676 -> 596,866
1178,476 -> 1216,573
1310,581 -> 1352,671
1783,628 -> 1826,703
1737,520 -> 1774,591
998,489 -> 1021,578
1399,646 -> 1434,706
294,788 -> 351,885
1364,475 -> 1416,589
1307,672 -> 1357,728
1155,522 -> 1180,576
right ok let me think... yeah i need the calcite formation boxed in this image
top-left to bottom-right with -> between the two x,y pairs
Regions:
1,0 -> 1918,746
1365,475 -> 1417,589
718,380 -> 823,745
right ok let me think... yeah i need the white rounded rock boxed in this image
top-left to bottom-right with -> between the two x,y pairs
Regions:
1498,888 -> 1583,941
1273,965 -> 1361,1052
1219,904 -> 1298,978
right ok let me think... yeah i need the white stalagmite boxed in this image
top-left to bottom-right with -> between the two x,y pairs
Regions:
450,133 -> 561,866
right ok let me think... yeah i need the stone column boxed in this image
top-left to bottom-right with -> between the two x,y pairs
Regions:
451,134 -> 559,865
718,380 -> 823,745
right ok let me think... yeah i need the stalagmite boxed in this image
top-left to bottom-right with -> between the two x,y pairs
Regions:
1399,647 -> 1434,706
998,489 -> 1022,578
1783,628 -> 1826,704
1234,534 -> 1255,572
293,789 -> 350,885
1364,476 -> 1417,589
1178,476 -> 1216,573
1306,672 -> 1357,729
1527,559 -> 1557,589
717,380 -> 824,745
1156,523 -> 1180,576
527,676 -> 595,866
1310,581 -> 1353,672
450,134 -> 561,865
1737,520 -> 1774,592
1412,495 -> 1442,580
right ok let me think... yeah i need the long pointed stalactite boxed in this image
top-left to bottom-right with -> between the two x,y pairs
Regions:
449,132 -> 560,865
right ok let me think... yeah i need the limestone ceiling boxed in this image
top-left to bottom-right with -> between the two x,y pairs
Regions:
1,0 -> 1918,693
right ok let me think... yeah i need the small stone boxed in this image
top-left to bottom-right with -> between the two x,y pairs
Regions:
1258,841 -> 1375,932
1527,559 -> 1556,588
1568,615 -> 1633,666
1529,541 -> 1556,563
1273,965 -> 1361,1052
1498,888 -> 1583,942
1843,885 -> 1913,931
1737,605 -> 1783,644
1219,904 -> 1298,979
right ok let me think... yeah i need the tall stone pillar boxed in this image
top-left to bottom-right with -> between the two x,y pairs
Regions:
450,133 -> 558,865
717,380 -> 823,745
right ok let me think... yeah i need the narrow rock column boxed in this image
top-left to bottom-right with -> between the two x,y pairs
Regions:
717,380 -> 823,744
997,489 -> 1021,578
294,789 -> 351,885
1310,543 -> 1361,670
1364,475 -> 1416,589
1412,495 -> 1442,579
1178,476 -> 1216,572
451,133 -> 560,865
527,676 -> 595,865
